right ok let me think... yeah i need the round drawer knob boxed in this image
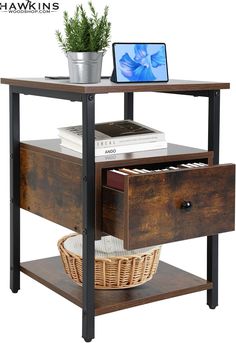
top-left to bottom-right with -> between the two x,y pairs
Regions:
181,200 -> 192,210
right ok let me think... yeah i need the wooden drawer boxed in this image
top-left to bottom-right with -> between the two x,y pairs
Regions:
20,140 -> 213,239
102,164 -> 235,249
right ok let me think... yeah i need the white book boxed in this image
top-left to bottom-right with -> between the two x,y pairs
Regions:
58,120 -> 165,148
60,137 -> 167,156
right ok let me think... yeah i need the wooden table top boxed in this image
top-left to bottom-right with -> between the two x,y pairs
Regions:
0,77 -> 230,94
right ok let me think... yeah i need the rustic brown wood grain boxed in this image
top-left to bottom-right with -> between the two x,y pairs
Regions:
20,140 -> 212,238
0,77 -> 230,94
103,164 -> 235,249
20,147 -> 83,232
20,256 -> 212,315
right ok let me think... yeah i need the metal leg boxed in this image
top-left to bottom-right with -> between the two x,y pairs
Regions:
207,90 -> 220,309
124,92 -> 134,120
82,94 -> 95,342
207,235 -> 218,309
10,87 -> 20,293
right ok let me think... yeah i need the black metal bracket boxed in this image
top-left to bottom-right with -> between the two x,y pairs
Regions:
11,86 -> 83,102
156,90 -> 211,97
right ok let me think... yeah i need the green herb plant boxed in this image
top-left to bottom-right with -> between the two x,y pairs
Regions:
56,2 -> 111,53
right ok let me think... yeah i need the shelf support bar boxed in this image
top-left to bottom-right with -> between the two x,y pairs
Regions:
207,89 -> 220,309
82,93 -> 95,342
10,86 -> 83,102
124,92 -> 134,120
9,86 -> 20,293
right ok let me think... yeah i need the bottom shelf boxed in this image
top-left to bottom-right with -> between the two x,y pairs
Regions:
21,256 -> 212,316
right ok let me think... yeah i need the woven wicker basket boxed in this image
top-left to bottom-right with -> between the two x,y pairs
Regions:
58,234 -> 161,289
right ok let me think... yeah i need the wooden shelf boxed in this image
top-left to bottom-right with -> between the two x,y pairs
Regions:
0,77 -> 230,94
21,256 -> 212,316
21,139 -> 212,166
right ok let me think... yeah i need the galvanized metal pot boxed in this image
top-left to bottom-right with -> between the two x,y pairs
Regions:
67,51 -> 103,84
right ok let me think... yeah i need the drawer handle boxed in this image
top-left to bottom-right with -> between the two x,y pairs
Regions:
181,200 -> 192,210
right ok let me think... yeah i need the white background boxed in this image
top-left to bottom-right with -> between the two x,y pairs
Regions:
0,0 -> 235,342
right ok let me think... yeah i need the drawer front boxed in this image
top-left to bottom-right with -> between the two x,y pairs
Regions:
102,164 -> 235,249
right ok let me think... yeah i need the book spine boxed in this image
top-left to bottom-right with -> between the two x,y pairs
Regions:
95,133 -> 165,148
60,139 -> 167,156
59,131 -> 165,148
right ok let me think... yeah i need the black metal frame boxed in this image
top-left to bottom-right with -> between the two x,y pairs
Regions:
155,89 -> 220,309
124,92 -> 133,120
9,86 -> 220,342
10,87 -> 20,293
11,85 -> 83,102
207,90 -> 220,309
82,94 -> 95,342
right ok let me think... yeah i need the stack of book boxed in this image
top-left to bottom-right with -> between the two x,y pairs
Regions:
58,120 -> 167,156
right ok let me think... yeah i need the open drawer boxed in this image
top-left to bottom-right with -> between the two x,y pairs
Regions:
102,164 -> 235,249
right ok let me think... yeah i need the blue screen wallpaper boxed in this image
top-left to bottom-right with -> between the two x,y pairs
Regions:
114,43 -> 168,82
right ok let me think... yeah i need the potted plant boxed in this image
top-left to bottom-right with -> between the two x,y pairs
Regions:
56,2 -> 111,84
